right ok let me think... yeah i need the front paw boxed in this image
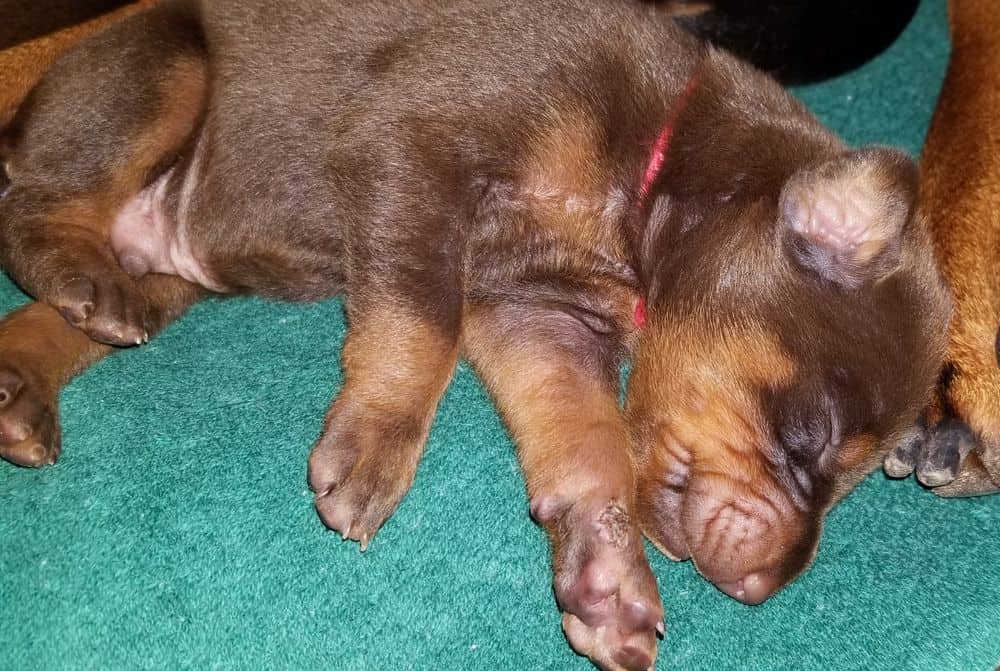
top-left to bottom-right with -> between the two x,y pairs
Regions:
0,364 -> 60,467
540,498 -> 664,671
307,398 -> 428,550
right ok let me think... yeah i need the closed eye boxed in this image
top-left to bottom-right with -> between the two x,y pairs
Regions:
780,397 -> 842,464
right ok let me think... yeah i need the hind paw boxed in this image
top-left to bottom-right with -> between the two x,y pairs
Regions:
52,272 -> 149,347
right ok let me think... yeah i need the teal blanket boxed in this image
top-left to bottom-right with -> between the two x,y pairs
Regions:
2,1 -> 998,668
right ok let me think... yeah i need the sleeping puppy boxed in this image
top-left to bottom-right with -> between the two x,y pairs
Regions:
0,0 -> 949,668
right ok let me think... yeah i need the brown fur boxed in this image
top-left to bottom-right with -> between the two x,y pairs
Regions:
0,1 -> 151,125
0,0 -> 205,465
0,2 -> 950,669
0,3 -> 206,347
886,0 -> 1000,496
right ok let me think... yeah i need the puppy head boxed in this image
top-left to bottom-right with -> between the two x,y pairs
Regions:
627,147 -> 950,603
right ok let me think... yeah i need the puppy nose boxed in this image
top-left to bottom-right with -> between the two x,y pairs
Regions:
714,572 -> 777,605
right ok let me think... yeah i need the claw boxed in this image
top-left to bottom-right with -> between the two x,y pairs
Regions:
884,424 -> 923,478
308,402 -> 427,555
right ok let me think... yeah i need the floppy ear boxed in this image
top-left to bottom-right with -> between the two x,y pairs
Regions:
779,147 -> 918,288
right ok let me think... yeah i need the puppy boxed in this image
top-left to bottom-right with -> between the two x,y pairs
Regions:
883,0 -> 1000,497
0,1 -> 949,668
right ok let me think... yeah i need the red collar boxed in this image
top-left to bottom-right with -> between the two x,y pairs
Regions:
633,62 -> 703,329
638,63 -> 703,207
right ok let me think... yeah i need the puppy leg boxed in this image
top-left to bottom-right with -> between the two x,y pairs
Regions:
0,2 -> 206,345
885,10 -> 1000,497
464,303 -> 663,671
0,274 -> 201,467
308,301 -> 460,550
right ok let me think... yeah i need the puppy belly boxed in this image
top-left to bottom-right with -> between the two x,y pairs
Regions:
109,169 -> 224,292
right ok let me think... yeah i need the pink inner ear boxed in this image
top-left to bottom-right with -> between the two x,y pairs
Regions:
787,180 -> 888,262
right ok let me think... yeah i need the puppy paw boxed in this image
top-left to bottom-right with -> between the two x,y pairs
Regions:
884,418 -> 973,486
884,417 -> 999,496
916,419 -> 977,487
0,364 -> 60,467
883,422 -> 925,479
307,400 -> 427,550
52,272 -> 149,347
541,498 -> 664,671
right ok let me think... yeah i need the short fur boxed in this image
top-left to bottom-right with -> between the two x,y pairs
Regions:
883,0 -> 1000,496
0,2 -> 949,669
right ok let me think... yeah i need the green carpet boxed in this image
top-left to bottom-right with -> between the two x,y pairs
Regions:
2,1 -> 998,669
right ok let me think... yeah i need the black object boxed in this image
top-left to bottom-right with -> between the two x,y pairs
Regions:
667,0 -> 921,84
0,0 -> 131,50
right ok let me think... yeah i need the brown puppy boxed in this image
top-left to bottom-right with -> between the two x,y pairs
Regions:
0,1 -> 949,668
883,0 -> 1000,497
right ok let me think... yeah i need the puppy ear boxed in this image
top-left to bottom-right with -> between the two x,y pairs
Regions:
779,147 -> 918,288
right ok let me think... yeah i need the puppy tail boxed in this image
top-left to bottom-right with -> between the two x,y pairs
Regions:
660,0 -> 920,84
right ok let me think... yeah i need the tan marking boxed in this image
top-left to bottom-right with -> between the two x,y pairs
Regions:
119,55 -> 207,185
630,319 -> 796,463
520,108 -> 629,257
38,54 -> 207,240
310,304 -> 459,514
0,302 -> 110,392
340,304 -> 458,418
628,319 -> 799,547
463,303 -> 634,506
660,1 -> 712,18
833,434 -> 878,472
830,434 -> 885,502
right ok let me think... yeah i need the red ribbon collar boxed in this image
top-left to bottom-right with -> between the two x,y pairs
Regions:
633,63 -> 703,329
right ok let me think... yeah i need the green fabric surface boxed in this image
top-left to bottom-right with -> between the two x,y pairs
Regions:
2,1 -> 998,669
